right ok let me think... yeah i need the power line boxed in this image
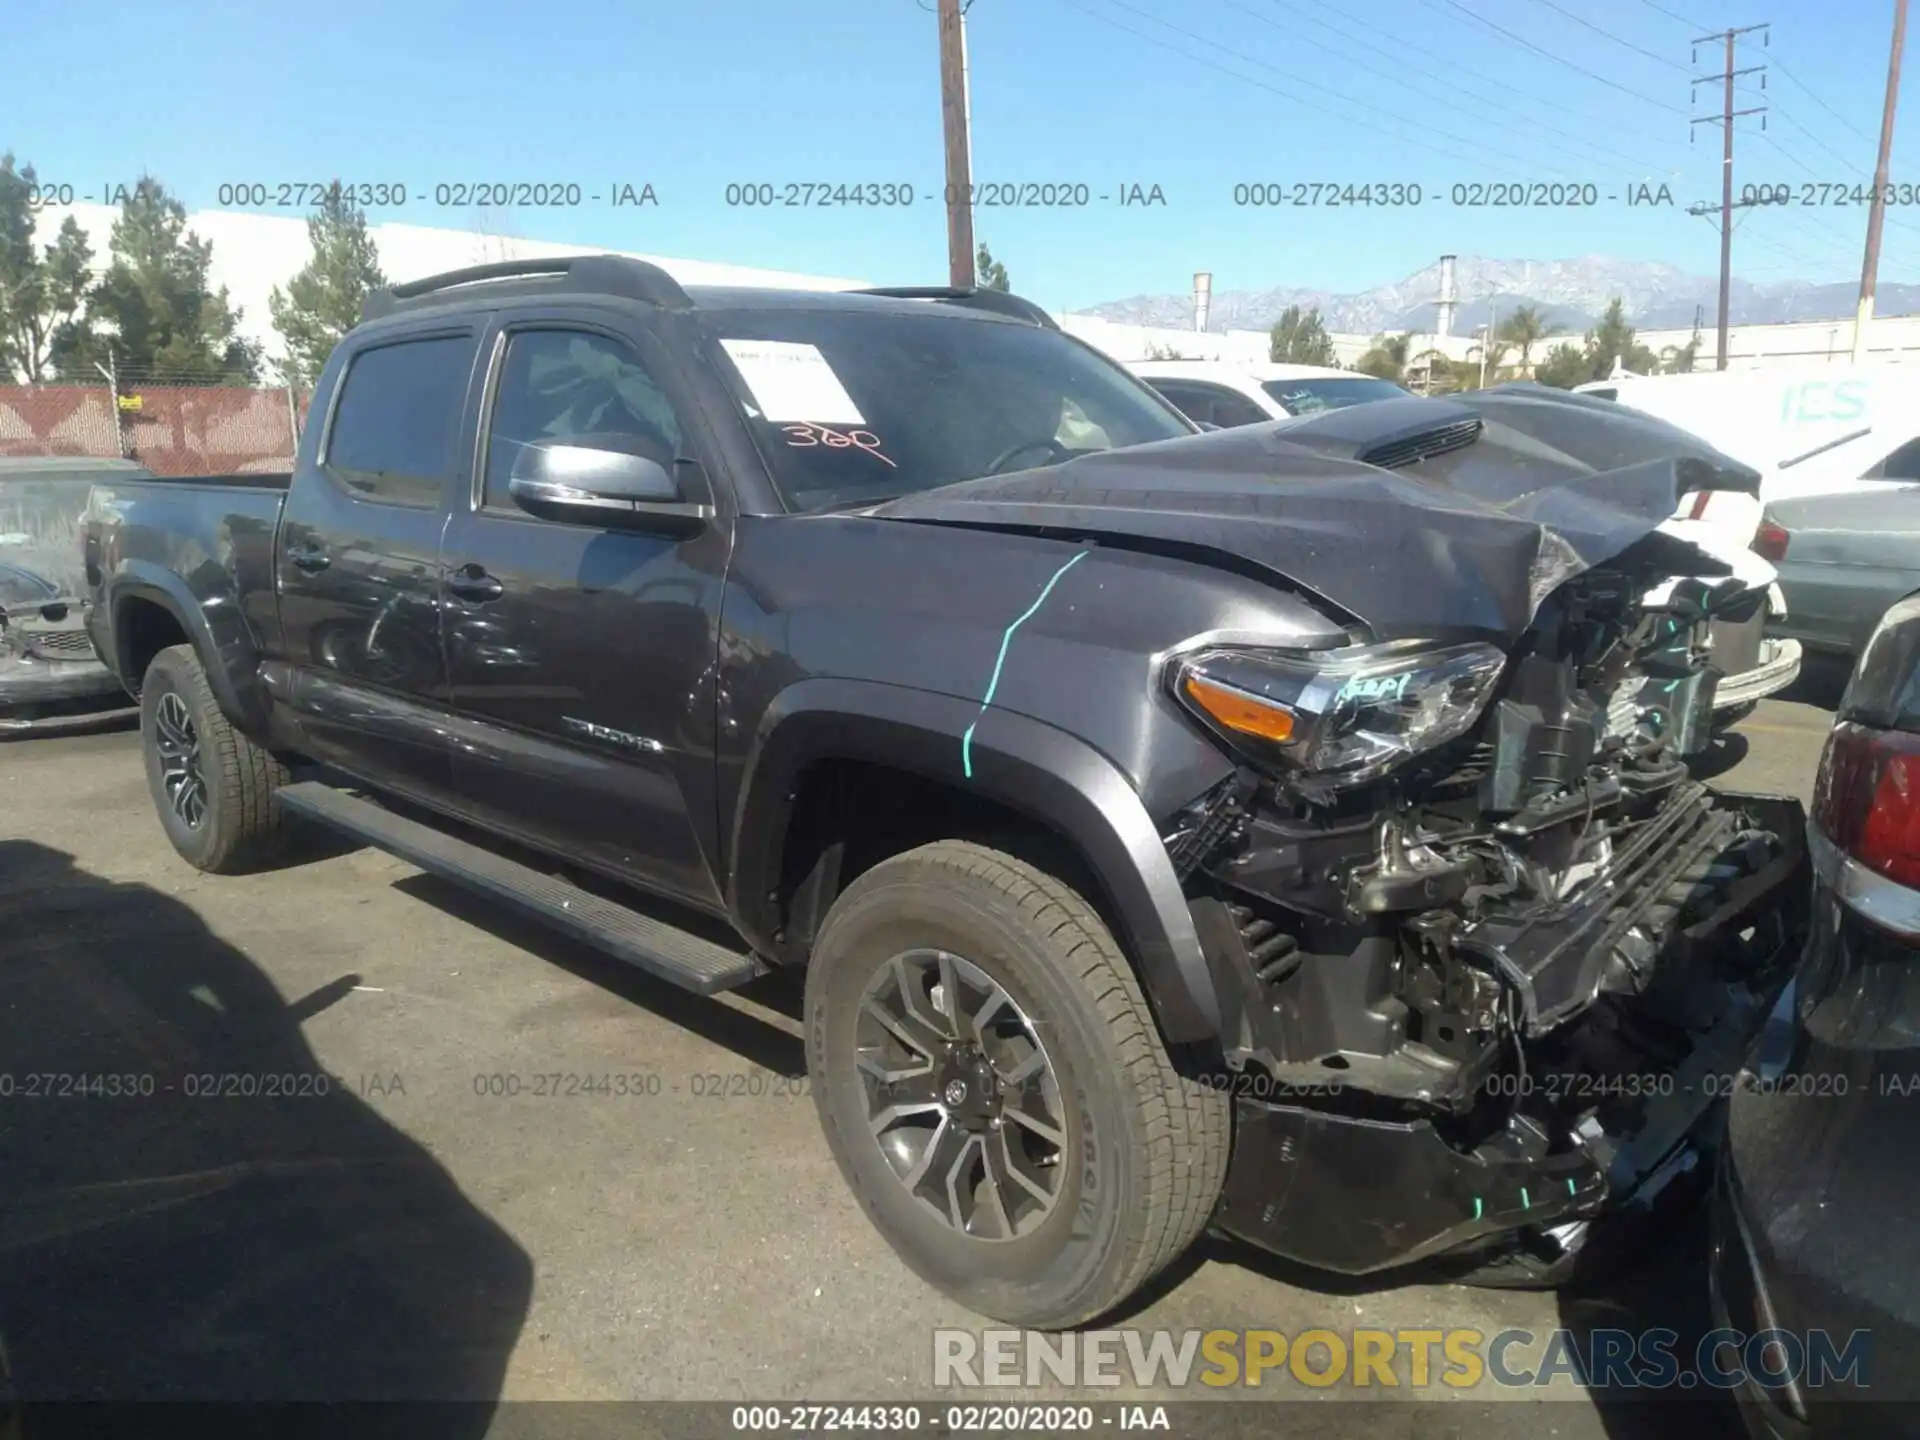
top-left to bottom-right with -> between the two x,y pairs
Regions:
1632,0 -> 1709,28
1259,0 -> 1685,169
1426,0 -> 1691,113
1771,55 -> 1880,145
1523,0 -> 1694,72
1049,0 -> 1492,169
1082,0 -> 1611,173
1204,0 -> 1676,178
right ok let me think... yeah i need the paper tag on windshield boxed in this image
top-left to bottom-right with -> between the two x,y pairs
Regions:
719,339 -> 866,425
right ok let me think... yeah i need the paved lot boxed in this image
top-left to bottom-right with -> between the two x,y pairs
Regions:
0,678 -> 1841,1437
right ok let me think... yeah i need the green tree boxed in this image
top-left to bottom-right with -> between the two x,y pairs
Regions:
1533,340 -> 1592,389
1495,303 -> 1559,375
269,182 -> 388,386
1353,331 -> 1411,382
1445,341 -> 1510,393
0,155 -> 96,381
54,175 -> 260,384
1587,297 -> 1658,379
1662,337 -> 1700,374
975,243 -> 1009,292
1268,305 -> 1335,365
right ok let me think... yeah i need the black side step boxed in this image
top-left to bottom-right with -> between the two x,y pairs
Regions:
274,781 -> 765,996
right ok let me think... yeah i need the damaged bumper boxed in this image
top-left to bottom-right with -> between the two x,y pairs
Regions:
1200,789 -> 1810,1280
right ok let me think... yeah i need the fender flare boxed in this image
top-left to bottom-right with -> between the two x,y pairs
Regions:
727,677 -> 1220,1043
105,563 -> 271,736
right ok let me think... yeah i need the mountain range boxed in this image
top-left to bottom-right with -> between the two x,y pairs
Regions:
1075,255 -> 1920,336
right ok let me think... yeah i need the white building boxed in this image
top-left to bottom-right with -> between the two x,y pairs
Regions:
27,202 -> 1920,379
27,204 -> 871,374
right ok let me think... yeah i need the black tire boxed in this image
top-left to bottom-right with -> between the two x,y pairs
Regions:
806,840 -> 1228,1329
140,643 -> 290,873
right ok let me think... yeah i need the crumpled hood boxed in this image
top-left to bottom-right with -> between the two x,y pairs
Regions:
873,386 -> 1763,646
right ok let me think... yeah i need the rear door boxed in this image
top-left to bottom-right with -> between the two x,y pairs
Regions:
435,309 -> 734,912
276,326 -> 483,807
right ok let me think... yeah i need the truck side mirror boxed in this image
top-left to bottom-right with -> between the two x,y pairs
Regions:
506,443 -> 708,534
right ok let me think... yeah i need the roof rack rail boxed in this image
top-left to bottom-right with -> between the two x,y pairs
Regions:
363,254 -> 695,322
854,286 -> 1059,330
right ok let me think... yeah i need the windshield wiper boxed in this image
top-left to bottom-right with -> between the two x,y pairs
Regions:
1779,426 -> 1872,470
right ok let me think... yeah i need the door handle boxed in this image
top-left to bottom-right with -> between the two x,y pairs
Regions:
286,542 -> 330,572
446,565 -> 503,603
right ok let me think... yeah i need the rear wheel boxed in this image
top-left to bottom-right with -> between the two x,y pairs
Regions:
806,840 -> 1228,1329
140,644 -> 289,873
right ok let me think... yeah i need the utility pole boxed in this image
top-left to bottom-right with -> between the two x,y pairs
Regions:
938,0 -> 975,289
1854,0 -> 1909,362
1689,24 -> 1769,371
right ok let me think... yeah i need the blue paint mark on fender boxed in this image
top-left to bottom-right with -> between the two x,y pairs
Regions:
961,548 -> 1092,780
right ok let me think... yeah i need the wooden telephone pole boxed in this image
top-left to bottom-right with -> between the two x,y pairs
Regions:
937,0 -> 975,289
1854,0 -> 1910,361
1689,24 -> 1769,370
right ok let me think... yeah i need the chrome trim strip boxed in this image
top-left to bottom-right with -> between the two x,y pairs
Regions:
1810,824 -> 1920,938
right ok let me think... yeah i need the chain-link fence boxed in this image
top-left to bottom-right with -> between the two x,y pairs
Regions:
0,383 -> 314,476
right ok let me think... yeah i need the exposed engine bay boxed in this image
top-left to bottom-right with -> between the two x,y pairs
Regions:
1162,533 -> 1808,1281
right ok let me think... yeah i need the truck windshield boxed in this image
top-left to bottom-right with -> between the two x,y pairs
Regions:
702,308 -> 1194,511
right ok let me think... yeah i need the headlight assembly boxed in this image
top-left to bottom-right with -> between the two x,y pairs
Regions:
1171,638 -> 1507,789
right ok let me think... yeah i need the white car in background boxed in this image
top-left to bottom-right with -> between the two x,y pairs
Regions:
1127,360 -> 1409,427
1133,361 -> 1800,732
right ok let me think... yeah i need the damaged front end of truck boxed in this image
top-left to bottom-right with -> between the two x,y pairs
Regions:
1165,533 -> 1809,1286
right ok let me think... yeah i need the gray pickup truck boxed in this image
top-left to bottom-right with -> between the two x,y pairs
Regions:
82,255 -> 1807,1327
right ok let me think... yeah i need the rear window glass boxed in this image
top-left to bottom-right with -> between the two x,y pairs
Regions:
326,335 -> 477,507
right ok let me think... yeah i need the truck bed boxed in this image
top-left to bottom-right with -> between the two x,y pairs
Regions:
82,472 -> 292,688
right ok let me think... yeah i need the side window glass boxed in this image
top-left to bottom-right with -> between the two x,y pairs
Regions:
1865,435 -> 1920,480
1149,382 -> 1211,427
324,336 -> 475,508
483,330 -> 687,511
1207,389 -> 1270,428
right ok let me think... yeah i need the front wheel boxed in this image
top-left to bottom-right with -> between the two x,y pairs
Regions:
806,840 -> 1228,1329
140,644 -> 290,873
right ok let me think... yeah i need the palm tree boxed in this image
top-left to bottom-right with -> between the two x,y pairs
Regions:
1354,331 -> 1412,383
1496,305 -> 1559,376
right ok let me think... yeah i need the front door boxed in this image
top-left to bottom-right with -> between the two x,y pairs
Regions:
277,329 -> 483,806
437,319 -> 730,912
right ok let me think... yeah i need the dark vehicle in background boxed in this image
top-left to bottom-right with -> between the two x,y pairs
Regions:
1712,589 -> 1920,1439
1755,485 -> 1920,661
84,256 -> 1807,1327
0,456 -> 146,734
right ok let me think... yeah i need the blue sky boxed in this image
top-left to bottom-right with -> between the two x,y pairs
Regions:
7,0 -> 1912,310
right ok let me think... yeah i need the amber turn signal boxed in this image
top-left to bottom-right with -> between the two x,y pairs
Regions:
1182,673 -> 1296,742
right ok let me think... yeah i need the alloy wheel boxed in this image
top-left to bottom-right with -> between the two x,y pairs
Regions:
153,691 -> 207,830
855,948 -> 1068,1240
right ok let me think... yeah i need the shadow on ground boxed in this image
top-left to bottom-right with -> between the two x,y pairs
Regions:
0,839 -> 532,1425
